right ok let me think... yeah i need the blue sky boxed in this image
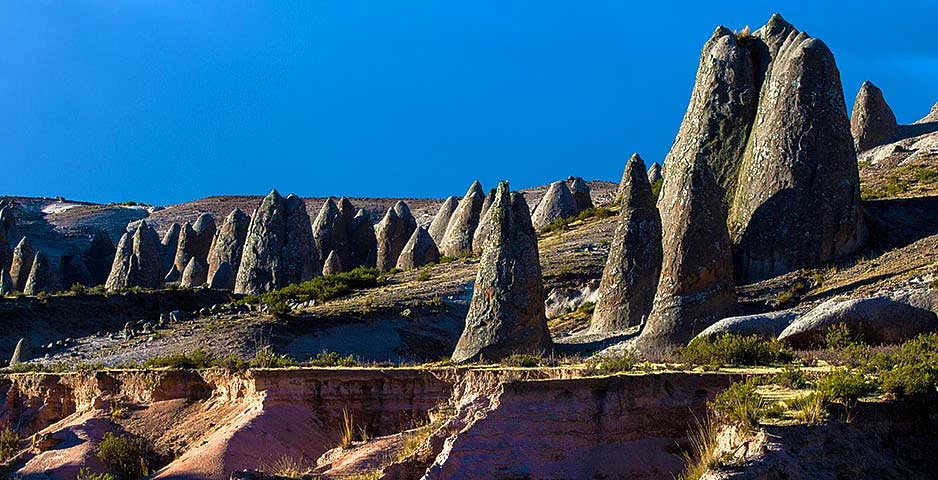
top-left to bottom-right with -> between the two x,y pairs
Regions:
1,1 -> 936,205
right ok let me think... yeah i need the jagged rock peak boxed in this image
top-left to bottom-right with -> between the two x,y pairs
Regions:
531,181 -> 578,231
0,269 -> 13,295
207,208 -> 250,290
312,198 -> 351,274
452,181 -> 552,363
180,257 -> 207,289
428,196 -> 459,245
439,181 -> 485,257
160,223 -> 181,277
10,237 -> 34,292
105,221 -> 162,291
24,250 -> 58,295
375,203 -> 416,271
590,154 -> 663,333
349,209 -> 377,269
322,250 -> 344,276
851,80 -> 898,152
396,227 -> 440,271
647,162 -> 663,185
9,338 -> 29,366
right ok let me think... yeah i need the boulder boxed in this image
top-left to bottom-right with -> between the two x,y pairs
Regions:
590,154 -> 663,333
567,176 -> 593,212
375,201 -> 417,271
428,196 -> 459,246
348,209 -> 377,269
235,190 -> 318,294
396,227 -> 440,271
207,209 -> 250,290
322,250 -> 344,276
312,198 -> 351,272
9,237 -> 34,291
452,181 -> 552,363
9,338 -> 29,366
638,158 -> 737,351
647,162 -> 663,185
24,251 -> 58,295
160,223 -> 181,277
0,269 -> 12,295
695,310 -> 798,341
850,80 -> 898,152
531,181 -> 578,231
440,181 -> 485,257
83,230 -> 115,286
778,297 -> 938,348
180,257 -> 208,289
105,221 -> 164,291
727,15 -> 866,282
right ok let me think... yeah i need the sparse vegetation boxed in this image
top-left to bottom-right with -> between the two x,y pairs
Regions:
308,351 -> 360,367
0,427 -> 19,462
239,267 -> 382,315
814,368 -> 874,417
677,414 -> 721,480
650,179 -> 663,200
862,164 -> 938,200
501,353 -> 544,368
574,206 -> 614,222
589,349 -> 638,374
77,468 -> 117,480
266,455 -> 308,478
680,334 -> 794,368
143,348 -> 216,369
416,270 -> 431,282
770,365 -> 807,389
786,392 -> 826,424
713,378 -> 763,432
96,432 -> 152,480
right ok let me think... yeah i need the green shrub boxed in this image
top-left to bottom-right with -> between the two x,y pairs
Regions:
77,468 -> 117,480
714,379 -> 763,432
680,334 -> 794,368
576,301 -> 595,315
650,179 -> 663,200
142,348 -> 216,369
815,368 -> 874,408
590,350 -> 637,374
70,283 -> 88,295
873,333 -> 938,396
574,207 -> 614,222
96,432 -> 152,479
825,323 -> 859,350
785,392 -> 826,424
308,351 -> 360,367
540,217 -> 571,234
501,353 -> 544,368
0,428 -> 18,461
770,365 -> 807,389
416,270 -> 431,282
240,267 -> 381,313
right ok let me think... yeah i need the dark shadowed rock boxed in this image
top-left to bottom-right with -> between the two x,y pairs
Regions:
728,16 -> 866,282
180,257 -> 208,289
452,181 -> 552,363
173,213 -> 216,275
84,230 -> 115,286
479,188 -> 496,219
349,209 -> 377,269
396,227 -> 440,271
567,177 -> 593,213
695,310 -> 798,341
428,196 -> 459,246
0,269 -> 12,295
312,198 -> 351,273
338,197 -> 356,223
851,81 -> 898,152
207,208 -> 250,290
647,163 -> 663,185
160,223 -> 181,277
60,253 -> 93,288
0,207 -> 13,271
778,297 -> 938,348
9,338 -> 29,366
531,181 -> 579,231
24,251 -> 58,295
440,181 -> 485,257
471,199 -> 496,256
235,190 -> 318,294
375,201 -> 417,271
590,155 -> 663,333
105,221 -> 164,291
208,261 -> 234,290
322,250 -> 344,276
9,237 -> 34,292
638,159 -> 737,351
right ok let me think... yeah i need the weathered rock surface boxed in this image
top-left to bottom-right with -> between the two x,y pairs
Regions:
851,80 -> 898,152
9,338 -> 29,366
206,209 -> 249,290
83,230 -> 115,286
452,181 -> 552,362
728,16 -> 866,282
479,188 -> 496,219
531,181 -> 578,231
647,162 -> 663,185
695,310 -> 798,341
440,181 -> 485,257
173,214 -> 216,275
312,198 -> 351,273
427,196 -> 459,246
638,159 -> 737,350
375,201 -> 417,271
348,209 -> 377,269
235,190 -> 318,294
590,155 -> 663,333
0,269 -> 12,295
59,253 -> 93,288
105,222 -> 163,291
396,227 -> 440,271
778,297 -> 938,348
180,257 -> 208,289
322,250 -> 344,276
160,223 -> 181,277
568,176 -> 594,212
9,237 -> 34,292
24,251 -> 58,295
0,206 -> 13,271
471,199 -> 496,256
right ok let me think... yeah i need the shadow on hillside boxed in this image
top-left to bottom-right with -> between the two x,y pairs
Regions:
863,195 -> 938,250
896,122 -> 938,142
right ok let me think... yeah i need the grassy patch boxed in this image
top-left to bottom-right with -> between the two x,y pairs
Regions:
239,267 -> 382,315
680,334 -> 794,368
713,378 -> 764,433
862,164 -> 938,199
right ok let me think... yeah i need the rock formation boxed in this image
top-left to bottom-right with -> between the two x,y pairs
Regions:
695,310 -> 798,341
59,253 -> 93,288
84,230 -> 115,286
24,251 -> 58,295
0,269 -> 12,295
180,257 -> 208,289
9,237 -> 33,291
567,177 -> 593,212
850,81 -> 898,152
160,223 -> 181,276
637,159 -> 737,350
471,199 -> 496,256
9,338 -> 29,366
428,196 -> 459,246
206,209 -> 250,290
312,198 -> 351,272
322,250 -> 344,276
647,162 -> 663,185
173,214 -> 216,276
531,181 -> 578,231
452,181 -> 552,363
0,206 -> 13,271
375,201 -> 417,271
348,209 -> 377,269
440,181 -> 485,257
589,155 -> 663,333
479,188 -> 496,219
396,227 -> 440,271
235,190 -> 318,294
338,197 -> 356,223
105,221 -> 163,291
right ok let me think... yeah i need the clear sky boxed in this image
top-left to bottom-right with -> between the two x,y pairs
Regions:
1,1 -> 936,205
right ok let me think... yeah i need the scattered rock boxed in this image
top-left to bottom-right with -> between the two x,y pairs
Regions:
695,310 -> 798,341
778,297 -> 938,348
9,237 -> 34,291
531,181 -> 578,231
207,208 -> 250,290
428,196 -> 459,246
375,201 -> 417,271
169,310 -> 185,323
452,181 -> 552,363
851,80 -> 898,152
396,227 -> 440,271
24,251 -> 58,295
590,154 -> 663,333
545,279 -> 601,319
440,181 -> 485,257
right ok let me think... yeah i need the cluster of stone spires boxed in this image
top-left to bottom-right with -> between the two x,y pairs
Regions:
530,177 -> 594,231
